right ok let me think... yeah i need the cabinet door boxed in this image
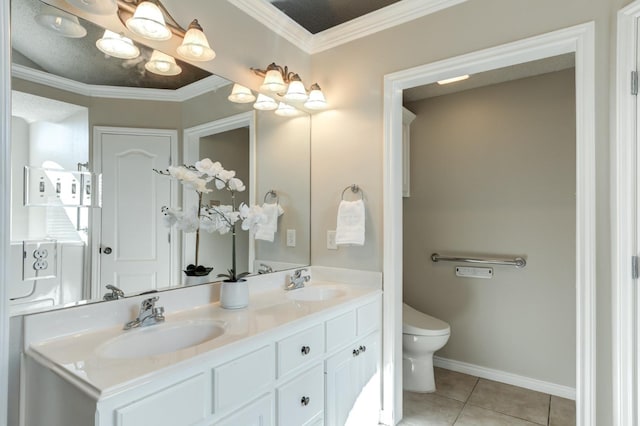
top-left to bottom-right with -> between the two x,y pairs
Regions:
215,394 -> 273,426
325,332 -> 380,426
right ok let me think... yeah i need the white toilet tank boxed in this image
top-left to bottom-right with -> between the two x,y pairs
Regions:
402,303 -> 450,336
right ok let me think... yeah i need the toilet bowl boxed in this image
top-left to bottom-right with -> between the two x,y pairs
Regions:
402,303 -> 450,393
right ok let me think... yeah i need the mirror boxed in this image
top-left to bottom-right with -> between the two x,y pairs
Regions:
8,0 -> 311,315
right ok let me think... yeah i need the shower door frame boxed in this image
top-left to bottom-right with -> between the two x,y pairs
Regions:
382,23 -> 596,426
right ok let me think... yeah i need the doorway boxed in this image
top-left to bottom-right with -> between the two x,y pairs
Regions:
400,60 -> 576,425
382,23 -> 596,426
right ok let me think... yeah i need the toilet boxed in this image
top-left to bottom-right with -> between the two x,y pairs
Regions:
402,303 -> 451,393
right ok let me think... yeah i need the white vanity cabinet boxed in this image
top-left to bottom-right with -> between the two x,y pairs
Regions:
25,291 -> 382,426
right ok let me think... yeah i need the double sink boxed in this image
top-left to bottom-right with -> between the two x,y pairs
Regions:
96,284 -> 346,360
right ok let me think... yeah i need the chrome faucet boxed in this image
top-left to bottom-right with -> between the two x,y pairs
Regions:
286,268 -> 310,291
103,284 -> 125,301
124,296 -> 165,330
258,263 -> 273,274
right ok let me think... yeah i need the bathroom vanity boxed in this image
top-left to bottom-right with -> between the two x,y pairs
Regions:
22,274 -> 382,426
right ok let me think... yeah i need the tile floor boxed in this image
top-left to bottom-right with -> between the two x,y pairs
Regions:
400,368 -> 576,426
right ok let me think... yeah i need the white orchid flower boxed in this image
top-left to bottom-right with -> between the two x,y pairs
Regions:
168,165 -> 190,180
185,177 -> 212,194
240,203 -> 266,232
176,207 -> 200,233
195,158 -> 224,176
228,177 -> 246,192
161,206 -> 181,227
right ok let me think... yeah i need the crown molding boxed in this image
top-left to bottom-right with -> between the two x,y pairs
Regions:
310,0 -> 467,54
229,0 -> 314,53
229,0 -> 467,55
11,64 -> 231,102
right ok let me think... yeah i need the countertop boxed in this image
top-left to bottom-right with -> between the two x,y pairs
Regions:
26,281 -> 381,399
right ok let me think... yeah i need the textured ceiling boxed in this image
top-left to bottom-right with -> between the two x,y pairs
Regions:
269,0 -> 402,34
12,90 -> 87,123
12,0 -> 213,89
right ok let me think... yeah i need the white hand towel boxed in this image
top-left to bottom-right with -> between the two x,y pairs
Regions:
335,199 -> 365,246
255,203 -> 284,242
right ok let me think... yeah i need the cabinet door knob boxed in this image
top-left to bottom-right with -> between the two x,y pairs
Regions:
359,345 -> 367,352
352,349 -> 360,357
300,396 -> 310,406
301,345 -> 311,355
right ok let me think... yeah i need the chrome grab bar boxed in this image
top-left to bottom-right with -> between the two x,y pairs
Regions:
431,253 -> 526,268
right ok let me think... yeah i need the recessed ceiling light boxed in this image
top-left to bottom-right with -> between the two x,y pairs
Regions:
437,75 -> 470,85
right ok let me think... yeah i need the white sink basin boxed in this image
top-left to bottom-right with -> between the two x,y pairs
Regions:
97,319 -> 226,359
286,286 -> 346,302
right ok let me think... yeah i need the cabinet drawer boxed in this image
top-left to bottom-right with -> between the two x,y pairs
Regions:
277,324 -> 324,377
214,394 -> 273,426
115,373 -> 207,426
214,345 -> 275,414
326,310 -> 356,352
276,364 -> 324,426
356,299 -> 381,336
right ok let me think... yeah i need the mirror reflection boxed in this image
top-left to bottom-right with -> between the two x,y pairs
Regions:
8,0 -> 311,316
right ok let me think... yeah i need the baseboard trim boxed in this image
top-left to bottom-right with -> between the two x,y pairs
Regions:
433,356 -> 576,400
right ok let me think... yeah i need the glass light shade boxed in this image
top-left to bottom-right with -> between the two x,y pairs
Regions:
303,88 -> 327,110
274,102 -> 300,117
260,69 -> 286,93
96,30 -> 140,59
228,84 -> 256,104
145,50 -> 182,76
35,9 -> 87,38
177,21 -> 215,61
126,1 -> 171,41
65,0 -> 117,15
284,80 -> 308,101
253,94 -> 278,111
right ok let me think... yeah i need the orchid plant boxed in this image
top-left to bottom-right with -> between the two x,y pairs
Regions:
156,158 -> 265,282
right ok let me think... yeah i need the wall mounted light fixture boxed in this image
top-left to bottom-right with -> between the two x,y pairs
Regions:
145,50 -> 182,75
115,0 -> 215,61
233,62 -> 328,114
96,30 -> 140,59
65,0 -> 216,73
35,5 -> 87,38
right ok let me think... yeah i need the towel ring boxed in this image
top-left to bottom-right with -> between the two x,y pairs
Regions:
341,184 -> 363,200
264,189 -> 279,204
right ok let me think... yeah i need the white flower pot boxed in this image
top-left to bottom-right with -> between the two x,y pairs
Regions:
183,274 -> 212,286
220,279 -> 249,309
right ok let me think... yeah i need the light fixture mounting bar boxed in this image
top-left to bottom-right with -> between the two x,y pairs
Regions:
251,63 -> 298,84
117,0 -> 187,37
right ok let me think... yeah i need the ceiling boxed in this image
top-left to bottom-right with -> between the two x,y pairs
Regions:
268,0 -> 403,34
403,53 -> 576,103
12,0 -> 212,90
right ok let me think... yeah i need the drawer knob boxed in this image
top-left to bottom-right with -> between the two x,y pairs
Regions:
352,349 -> 360,357
300,396 -> 310,406
301,345 -> 311,355
359,345 -> 367,353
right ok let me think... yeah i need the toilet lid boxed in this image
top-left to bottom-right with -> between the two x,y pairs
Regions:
403,303 -> 450,336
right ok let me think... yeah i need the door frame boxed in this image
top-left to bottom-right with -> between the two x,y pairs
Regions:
382,23 -> 596,425
91,126 -> 180,298
0,0 -> 10,422
183,111 -> 257,273
614,3 -> 640,425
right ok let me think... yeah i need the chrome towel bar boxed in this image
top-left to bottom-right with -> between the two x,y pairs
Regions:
431,253 -> 527,268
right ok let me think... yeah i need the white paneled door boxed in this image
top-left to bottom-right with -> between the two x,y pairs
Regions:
94,127 -> 177,297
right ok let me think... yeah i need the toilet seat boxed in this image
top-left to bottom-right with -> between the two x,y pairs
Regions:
403,303 -> 450,336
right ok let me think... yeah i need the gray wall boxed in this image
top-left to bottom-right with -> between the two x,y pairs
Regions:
199,128 -> 250,274
403,69 -> 576,387
308,1 -> 627,421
